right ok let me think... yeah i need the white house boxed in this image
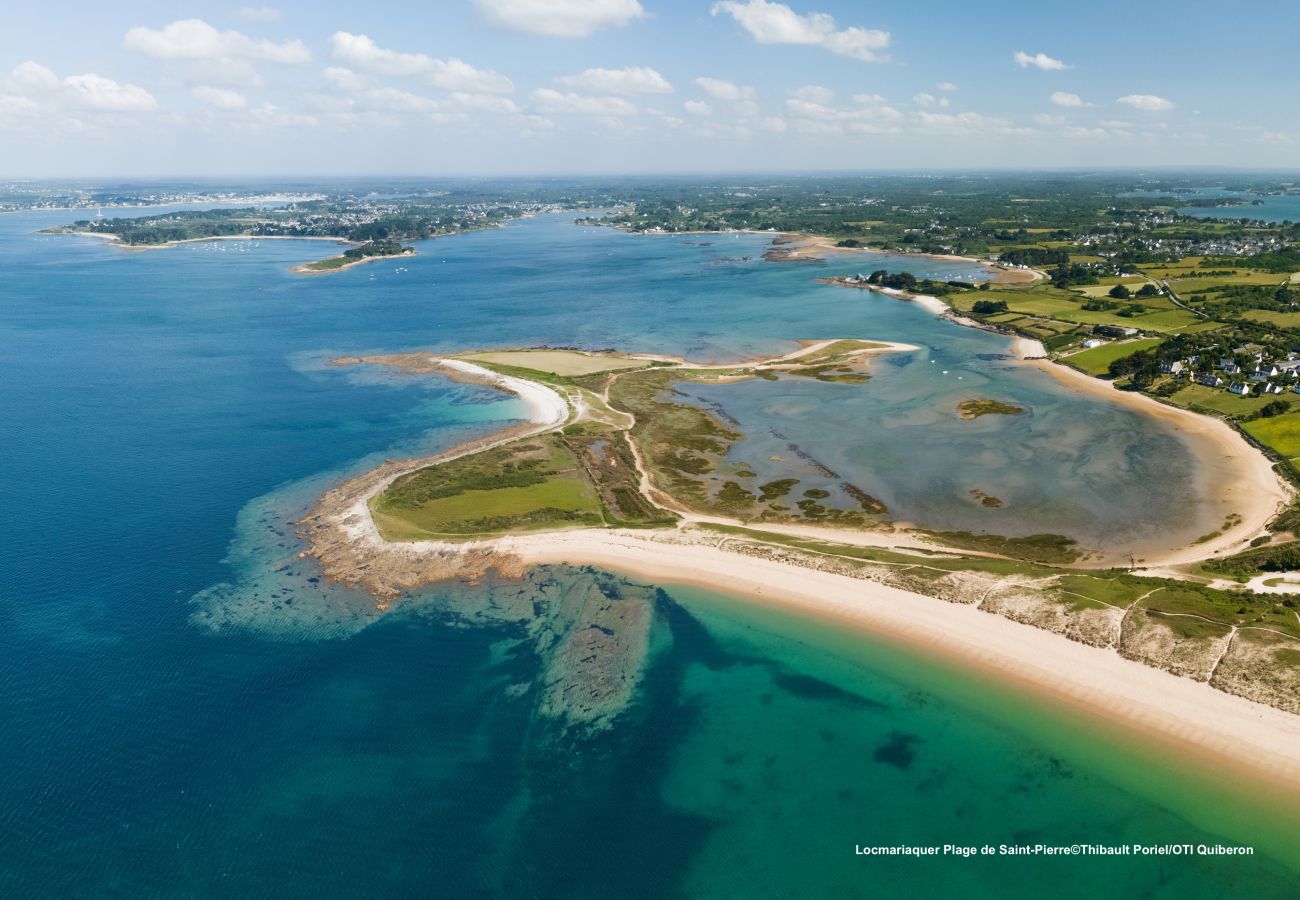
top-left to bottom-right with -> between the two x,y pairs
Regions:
1228,382 -> 1253,396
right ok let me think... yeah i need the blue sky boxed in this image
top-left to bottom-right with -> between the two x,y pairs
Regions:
1,0 -> 1297,176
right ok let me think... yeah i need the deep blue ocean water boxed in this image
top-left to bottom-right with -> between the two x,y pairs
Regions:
3,210 -> 1298,897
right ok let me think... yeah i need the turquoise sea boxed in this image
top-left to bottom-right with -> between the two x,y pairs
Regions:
3,209 -> 1298,897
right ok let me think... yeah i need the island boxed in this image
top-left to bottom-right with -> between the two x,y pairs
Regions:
292,239 -> 414,274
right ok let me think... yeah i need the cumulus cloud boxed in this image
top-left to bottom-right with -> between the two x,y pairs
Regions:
1117,93 -> 1174,111
555,66 -> 671,95
192,85 -> 248,109
913,92 -> 948,108
234,6 -> 281,23
1050,91 -> 1083,107
474,0 -> 645,38
10,61 -> 59,90
1013,51 -> 1068,71
711,0 -> 890,62
531,88 -> 637,115
5,62 -> 158,113
693,76 -> 756,102
783,86 -> 901,134
330,32 -> 513,93
123,19 -> 309,63
65,74 -> 158,111
936,81 -> 957,92
322,66 -> 370,92
684,99 -> 713,117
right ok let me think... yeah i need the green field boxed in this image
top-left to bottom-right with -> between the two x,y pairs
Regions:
1168,384 -> 1274,417
1244,411 -> 1300,465
372,435 -> 604,538
1241,310 -> 1300,328
1063,338 -> 1162,375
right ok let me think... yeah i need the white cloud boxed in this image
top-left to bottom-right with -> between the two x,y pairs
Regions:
531,88 -> 637,115
322,66 -> 370,92
789,84 -> 834,104
10,61 -> 59,90
555,66 -> 671,95
0,94 -> 39,115
123,19 -> 309,64
1013,51 -> 1068,71
63,73 -> 158,111
249,101 -> 316,126
1050,91 -> 1083,107
234,6 -> 281,23
936,81 -> 957,92
330,32 -> 513,93
916,110 -> 1032,137
1261,131 -> 1293,145
759,115 -> 787,132
1117,94 -> 1174,111
1100,119 -> 1132,128
711,0 -> 890,62
693,76 -> 755,102
474,0 -> 645,38
192,85 -> 247,109
913,92 -> 948,108
784,87 -> 902,133
5,61 -> 159,115
1062,126 -> 1108,140
684,99 -> 713,117
447,92 -> 521,114
1034,113 -> 1066,126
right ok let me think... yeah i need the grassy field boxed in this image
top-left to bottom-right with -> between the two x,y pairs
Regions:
1168,383 -> 1275,417
372,434 -> 604,538
1240,310 -> 1300,328
1244,411 -> 1300,466
459,349 -> 648,376
1063,338 -> 1162,375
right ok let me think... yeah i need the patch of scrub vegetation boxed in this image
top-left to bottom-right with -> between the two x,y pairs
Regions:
1136,584 -> 1300,637
607,367 -> 744,509
786,363 -> 871,384
564,431 -> 679,528
758,478 -> 800,501
922,529 -> 1080,564
372,434 -> 604,539
1203,540 -> 1300,578
956,398 -> 1024,419
1052,574 -> 1150,609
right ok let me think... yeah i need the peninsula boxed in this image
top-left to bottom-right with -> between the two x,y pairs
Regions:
299,327 -> 1300,777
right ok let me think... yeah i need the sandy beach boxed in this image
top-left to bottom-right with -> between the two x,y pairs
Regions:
1025,355 -> 1290,567
503,526 -> 1300,795
767,233 -> 1045,284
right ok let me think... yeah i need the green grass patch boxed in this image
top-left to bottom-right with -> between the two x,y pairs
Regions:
373,434 -> 604,538
1244,411 -> 1300,462
1064,338 -> 1163,376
